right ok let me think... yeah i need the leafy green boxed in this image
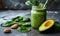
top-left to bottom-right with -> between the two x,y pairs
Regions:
1,16 -> 31,33
25,0 -> 48,7
33,0 -> 39,6
55,22 -> 60,27
18,22 -> 31,26
12,16 -> 20,21
25,0 -> 39,6
17,26 -> 31,32
1,21 -> 18,27
39,3 -> 44,8
25,1 -> 32,6
12,16 -> 23,22
54,22 -> 60,30
18,22 -> 25,26
21,17 -> 30,22
1,16 -> 31,27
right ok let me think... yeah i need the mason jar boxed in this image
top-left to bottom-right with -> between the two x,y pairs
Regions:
31,6 -> 46,29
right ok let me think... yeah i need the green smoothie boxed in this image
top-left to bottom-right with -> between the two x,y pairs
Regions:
31,6 -> 46,29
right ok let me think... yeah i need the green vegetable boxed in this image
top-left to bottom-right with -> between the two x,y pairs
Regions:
1,16 -> 31,33
1,21 -> 18,27
33,0 -> 39,6
54,22 -> 60,32
39,19 -> 55,33
21,17 -> 30,22
1,16 -> 31,27
0,24 -> 1,26
39,19 -> 60,33
39,3 -> 44,8
25,0 -> 39,6
25,1 -> 32,6
12,16 -> 23,22
21,22 -> 31,26
18,22 -> 25,26
18,22 -> 31,26
17,26 -> 31,32
12,16 -> 20,21
25,0 -> 48,7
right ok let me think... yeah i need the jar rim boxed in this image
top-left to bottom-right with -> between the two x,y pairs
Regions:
32,6 -> 46,10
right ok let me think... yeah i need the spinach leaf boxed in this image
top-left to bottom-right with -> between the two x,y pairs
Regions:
21,17 -> 30,22
18,22 -> 31,26
1,16 -> 31,27
25,1 -> 32,6
1,21 -> 18,27
17,26 -> 31,32
33,0 -> 39,6
12,16 -> 23,22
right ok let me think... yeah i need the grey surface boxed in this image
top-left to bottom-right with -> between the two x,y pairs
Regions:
0,10 -> 60,36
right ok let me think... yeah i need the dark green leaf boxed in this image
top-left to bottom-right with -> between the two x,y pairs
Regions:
33,0 -> 39,6
39,3 -> 44,8
18,22 -> 31,27
1,21 -> 18,27
18,22 -> 24,26
55,22 -> 60,27
54,22 -> 60,32
21,17 -> 30,22
17,26 -> 31,33
12,16 -> 23,22
25,1 -> 32,6
12,16 -> 20,21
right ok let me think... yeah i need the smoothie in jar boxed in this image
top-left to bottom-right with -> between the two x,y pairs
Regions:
31,6 -> 46,29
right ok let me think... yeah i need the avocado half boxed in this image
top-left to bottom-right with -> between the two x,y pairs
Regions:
39,19 -> 55,33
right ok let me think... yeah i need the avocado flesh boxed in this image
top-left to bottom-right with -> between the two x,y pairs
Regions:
39,19 -> 54,32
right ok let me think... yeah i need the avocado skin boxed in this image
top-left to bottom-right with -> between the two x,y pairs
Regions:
40,25 -> 55,34
39,22 -> 60,34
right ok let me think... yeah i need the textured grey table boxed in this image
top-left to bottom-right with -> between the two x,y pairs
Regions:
0,10 -> 60,36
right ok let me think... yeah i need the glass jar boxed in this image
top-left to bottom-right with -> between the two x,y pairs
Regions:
31,6 -> 46,29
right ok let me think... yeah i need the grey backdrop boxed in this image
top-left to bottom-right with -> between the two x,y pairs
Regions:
1,0 -> 60,10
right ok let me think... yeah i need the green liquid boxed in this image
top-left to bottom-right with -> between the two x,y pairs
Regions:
31,9 -> 46,29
